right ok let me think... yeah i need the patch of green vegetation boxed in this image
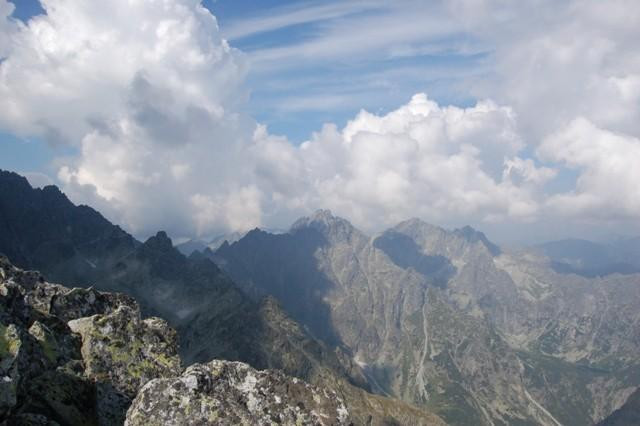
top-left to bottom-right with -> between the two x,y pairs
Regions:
0,323 -> 21,363
425,379 -> 478,426
40,336 -> 59,363
0,323 -> 10,359
518,350 -> 602,426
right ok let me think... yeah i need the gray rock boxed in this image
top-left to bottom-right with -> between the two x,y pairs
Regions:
0,257 -> 180,425
67,304 -> 181,398
126,359 -> 351,426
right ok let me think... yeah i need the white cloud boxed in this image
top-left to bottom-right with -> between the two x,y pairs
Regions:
252,93 -> 548,229
0,0 -> 247,145
0,0 -> 17,57
1,0 -> 639,241
247,6 -> 468,67
221,1 -> 387,41
453,0 -> 640,139
538,118 -> 640,220
0,0 -> 258,237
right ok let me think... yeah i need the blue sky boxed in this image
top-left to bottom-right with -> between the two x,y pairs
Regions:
211,0 -> 483,141
1,0 -> 639,243
4,0 -> 481,170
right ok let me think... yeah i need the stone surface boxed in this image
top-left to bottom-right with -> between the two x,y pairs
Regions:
216,210 -> 640,426
68,305 -> 180,398
126,359 -> 351,426
0,256 -> 178,425
597,387 -> 640,426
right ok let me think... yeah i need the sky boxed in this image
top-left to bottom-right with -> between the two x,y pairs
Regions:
0,0 -> 639,245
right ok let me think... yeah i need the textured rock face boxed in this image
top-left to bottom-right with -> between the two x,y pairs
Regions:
0,256 -> 444,426
597,387 -> 640,425
68,305 -> 181,398
0,172 -> 446,425
0,256 -> 180,425
216,211 -> 640,426
126,359 -> 351,426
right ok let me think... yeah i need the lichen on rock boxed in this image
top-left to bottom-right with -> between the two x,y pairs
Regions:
68,304 -> 181,398
0,256 -> 180,425
126,359 -> 353,426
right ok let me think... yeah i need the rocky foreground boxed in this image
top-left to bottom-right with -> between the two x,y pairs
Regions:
0,255 -> 444,425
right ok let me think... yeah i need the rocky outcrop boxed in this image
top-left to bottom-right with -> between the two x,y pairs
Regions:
0,255 -> 180,425
68,305 -> 181,398
0,172 -> 446,425
126,359 -> 351,426
126,357 -> 446,425
0,256 -> 444,425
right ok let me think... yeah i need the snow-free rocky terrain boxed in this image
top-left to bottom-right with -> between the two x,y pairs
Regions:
0,255 -> 445,425
0,170 -> 445,425
1,169 -> 640,425
214,210 -> 640,425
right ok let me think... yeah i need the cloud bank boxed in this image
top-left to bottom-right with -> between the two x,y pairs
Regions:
0,0 -> 639,241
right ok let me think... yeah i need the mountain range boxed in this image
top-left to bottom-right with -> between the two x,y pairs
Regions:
0,170 -> 443,425
1,169 -> 639,425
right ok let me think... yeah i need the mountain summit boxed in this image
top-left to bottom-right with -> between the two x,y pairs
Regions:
216,211 -> 640,425
290,209 -> 363,245
0,170 -> 446,425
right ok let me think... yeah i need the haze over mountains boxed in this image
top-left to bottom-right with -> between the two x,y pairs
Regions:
1,0 -> 639,424
1,169 -> 639,425
0,169 -> 445,425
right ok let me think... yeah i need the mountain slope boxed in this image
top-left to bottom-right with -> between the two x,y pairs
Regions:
597,388 -> 640,426
215,210 -> 640,425
536,238 -> 640,277
215,211 -> 555,424
0,256 -> 445,426
0,170 -> 444,425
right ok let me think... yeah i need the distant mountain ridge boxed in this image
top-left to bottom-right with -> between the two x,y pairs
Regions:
2,169 -> 639,425
0,170 -> 445,425
176,228 -> 286,256
535,238 -> 640,277
215,209 -> 640,425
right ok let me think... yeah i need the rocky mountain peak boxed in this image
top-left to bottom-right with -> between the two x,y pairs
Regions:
289,209 -> 360,243
393,217 -> 444,236
390,218 -> 501,258
137,231 -> 189,280
453,225 -> 501,256
140,231 -> 176,257
291,209 -> 338,228
0,170 -> 32,192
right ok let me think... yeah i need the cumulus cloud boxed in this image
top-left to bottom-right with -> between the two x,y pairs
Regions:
1,0 -> 638,240
253,94 -> 550,229
0,0 -> 258,237
448,0 -> 640,232
538,118 -> 640,220
0,0 -> 17,57
452,0 -> 640,139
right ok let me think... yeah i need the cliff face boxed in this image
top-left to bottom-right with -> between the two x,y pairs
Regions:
0,171 -> 445,425
0,171 -> 361,386
597,388 -> 640,426
0,257 -> 445,425
215,210 -> 640,425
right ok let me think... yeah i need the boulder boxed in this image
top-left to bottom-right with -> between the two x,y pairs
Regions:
126,359 -> 352,426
